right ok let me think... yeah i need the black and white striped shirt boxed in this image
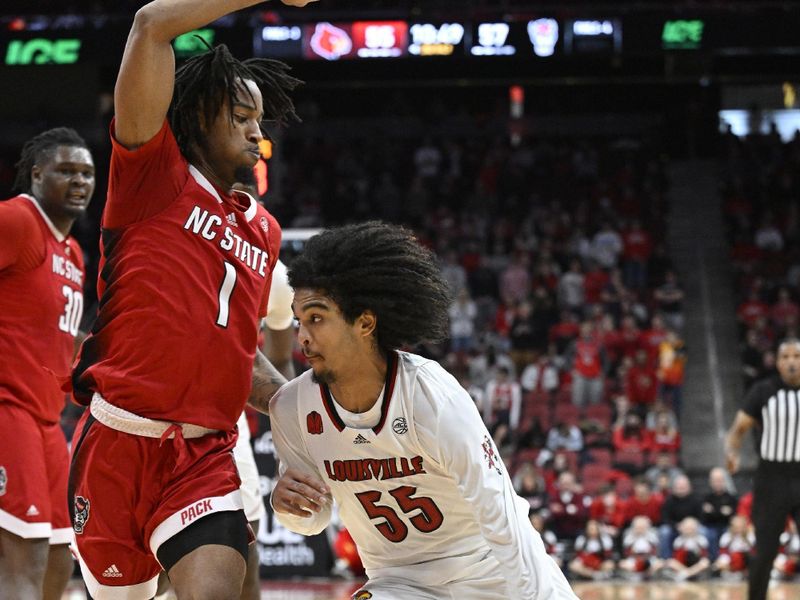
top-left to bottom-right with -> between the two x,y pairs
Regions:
744,376 -> 800,462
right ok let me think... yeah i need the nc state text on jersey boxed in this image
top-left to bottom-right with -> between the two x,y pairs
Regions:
324,456 -> 427,483
52,255 -> 83,286
183,206 -> 269,277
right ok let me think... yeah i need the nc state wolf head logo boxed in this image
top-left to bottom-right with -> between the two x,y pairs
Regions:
310,23 -> 353,60
307,411 -> 323,435
0,466 -> 7,496
73,496 -> 90,534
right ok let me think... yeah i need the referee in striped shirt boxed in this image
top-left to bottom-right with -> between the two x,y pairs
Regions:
726,338 -> 800,600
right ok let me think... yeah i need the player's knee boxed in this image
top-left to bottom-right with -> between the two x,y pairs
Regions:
0,531 -> 49,580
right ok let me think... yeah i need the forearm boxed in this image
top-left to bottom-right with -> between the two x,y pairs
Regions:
135,0 -> 267,43
248,348 -> 287,415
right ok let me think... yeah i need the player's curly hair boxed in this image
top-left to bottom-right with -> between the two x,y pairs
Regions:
13,127 -> 88,193
288,221 -> 452,352
169,43 -> 301,164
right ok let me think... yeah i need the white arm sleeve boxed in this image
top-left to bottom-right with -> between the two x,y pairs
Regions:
415,365 -> 577,599
269,385 -> 332,535
264,260 -> 294,331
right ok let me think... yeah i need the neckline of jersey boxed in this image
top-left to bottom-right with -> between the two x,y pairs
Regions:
188,165 -> 258,223
20,194 -> 66,243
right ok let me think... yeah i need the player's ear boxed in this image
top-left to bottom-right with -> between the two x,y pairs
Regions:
357,310 -> 377,339
31,164 -> 42,184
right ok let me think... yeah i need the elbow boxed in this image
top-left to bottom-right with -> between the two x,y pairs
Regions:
130,4 -> 176,43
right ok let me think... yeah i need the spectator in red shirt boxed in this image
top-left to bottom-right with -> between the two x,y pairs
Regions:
625,349 -> 659,415
568,321 -> 607,408
647,412 -> 681,454
771,287 -> 800,333
622,218 -> 653,291
584,261 -> 610,308
640,314 -> 669,367
613,413 -> 650,461
625,479 -> 664,526
589,485 -> 627,538
737,289 -> 770,330
618,315 -> 642,360
549,310 -> 580,355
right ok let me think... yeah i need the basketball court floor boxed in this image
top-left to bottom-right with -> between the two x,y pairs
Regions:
62,578 -> 800,599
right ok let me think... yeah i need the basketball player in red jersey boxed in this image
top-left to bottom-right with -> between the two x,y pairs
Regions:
68,1 -> 316,598
0,127 -> 95,599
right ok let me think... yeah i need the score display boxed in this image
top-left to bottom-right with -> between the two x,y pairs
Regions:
304,21 -> 407,60
408,22 -> 465,57
470,22 -> 516,56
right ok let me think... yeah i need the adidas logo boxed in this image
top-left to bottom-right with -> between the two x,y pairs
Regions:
102,564 -> 123,578
226,213 -> 238,227
26,505 -> 40,517
353,434 -> 370,444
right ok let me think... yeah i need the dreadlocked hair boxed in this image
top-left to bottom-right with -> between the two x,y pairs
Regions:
13,127 -> 88,193
288,221 -> 452,353
169,43 -> 301,163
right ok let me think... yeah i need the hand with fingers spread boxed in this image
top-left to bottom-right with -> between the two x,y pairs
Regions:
272,468 -> 332,518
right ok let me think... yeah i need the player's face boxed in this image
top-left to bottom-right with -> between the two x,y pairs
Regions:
777,342 -> 800,384
31,145 -> 95,222
293,289 -> 362,384
204,78 -> 264,187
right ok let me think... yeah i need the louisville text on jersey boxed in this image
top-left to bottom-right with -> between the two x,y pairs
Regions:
324,456 -> 426,482
183,206 -> 269,277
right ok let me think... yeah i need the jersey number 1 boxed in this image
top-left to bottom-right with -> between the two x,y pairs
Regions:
355,485 -> 444,543
216,261 -> 237,327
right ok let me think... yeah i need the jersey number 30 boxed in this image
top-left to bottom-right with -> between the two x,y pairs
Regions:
355,485 -> 444,543
58,286 -> 83,336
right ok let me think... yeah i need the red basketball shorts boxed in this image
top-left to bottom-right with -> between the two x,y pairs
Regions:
0,402 -> 71,544
68,410 -> 243,599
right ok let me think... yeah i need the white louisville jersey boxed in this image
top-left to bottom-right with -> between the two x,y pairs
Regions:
270,351 -> 578,599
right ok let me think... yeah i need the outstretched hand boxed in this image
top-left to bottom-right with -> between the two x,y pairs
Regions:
726,451 -> 740,474
272,468 -> 332,518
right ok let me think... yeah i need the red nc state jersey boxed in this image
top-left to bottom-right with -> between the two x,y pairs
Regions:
72,121 -> 280,430
0,195 -> 85,423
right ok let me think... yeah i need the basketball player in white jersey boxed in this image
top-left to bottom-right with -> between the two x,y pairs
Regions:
269,222 -> 578,599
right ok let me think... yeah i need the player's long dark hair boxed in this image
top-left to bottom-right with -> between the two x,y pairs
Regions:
169,44 -> 300,163
288,221 -> 452,353
13,127 -> 88,193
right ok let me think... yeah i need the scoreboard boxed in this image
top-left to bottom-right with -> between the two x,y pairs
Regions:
2,12 -> 799,66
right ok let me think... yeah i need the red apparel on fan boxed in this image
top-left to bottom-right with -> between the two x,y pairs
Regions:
625,364 -> 659,406
624,493 -> 664,526
589,494 -> 627,530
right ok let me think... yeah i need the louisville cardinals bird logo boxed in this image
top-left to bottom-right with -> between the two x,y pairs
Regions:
310,23 -> 353,60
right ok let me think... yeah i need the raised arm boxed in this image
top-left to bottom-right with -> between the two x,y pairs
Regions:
114,0 -> 316,149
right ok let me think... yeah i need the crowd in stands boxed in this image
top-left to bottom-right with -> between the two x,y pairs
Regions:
722,126 -> 800,390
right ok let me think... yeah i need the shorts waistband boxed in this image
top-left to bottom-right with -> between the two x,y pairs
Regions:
89,393 -> 218,440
